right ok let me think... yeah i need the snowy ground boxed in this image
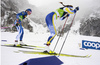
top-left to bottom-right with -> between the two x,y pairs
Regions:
1,31 -> 100,65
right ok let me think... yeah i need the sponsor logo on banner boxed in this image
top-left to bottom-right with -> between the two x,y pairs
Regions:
82,40 -> 100,50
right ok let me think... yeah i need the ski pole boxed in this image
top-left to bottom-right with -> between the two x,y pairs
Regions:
58,13 -> 76,56
53,17 -> 68,51
1,27 -> 10,29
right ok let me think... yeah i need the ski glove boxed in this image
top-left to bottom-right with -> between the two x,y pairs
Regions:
75,7 -> 79,11
74,7 -> 79,13
60,14 -> 69,20
16,22 -> 20,26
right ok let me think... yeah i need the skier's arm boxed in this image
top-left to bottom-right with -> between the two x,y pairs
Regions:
63,7 -> 79,14
15,18 -> 20,26
15,12 -> 23,26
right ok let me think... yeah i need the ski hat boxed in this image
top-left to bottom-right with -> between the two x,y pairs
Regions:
26,9 -> 32,12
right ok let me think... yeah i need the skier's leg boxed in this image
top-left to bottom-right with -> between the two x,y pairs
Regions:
15,26 -> 22,41
46,13 -> 57,46
19,27 -> 26,45
20,26 -> 24,41
46,12 -> 57,46
44,12 -> 57,53
14,26 -> 22,46
45,12 -> 54,45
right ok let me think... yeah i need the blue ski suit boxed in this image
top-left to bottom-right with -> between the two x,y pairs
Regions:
45,7 -> 78,45
14,11 -> 28,41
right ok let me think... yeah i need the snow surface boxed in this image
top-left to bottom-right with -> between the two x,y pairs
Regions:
1,30 -> 100,65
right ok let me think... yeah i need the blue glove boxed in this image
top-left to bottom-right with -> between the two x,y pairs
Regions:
66,14 -> 70,17
76,7 -> 79,11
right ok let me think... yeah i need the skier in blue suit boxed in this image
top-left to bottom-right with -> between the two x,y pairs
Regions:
14,9 -> 32,46
44,2 -> 79,53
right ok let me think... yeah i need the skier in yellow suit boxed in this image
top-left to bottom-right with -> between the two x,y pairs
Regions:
44,2 -> 79,53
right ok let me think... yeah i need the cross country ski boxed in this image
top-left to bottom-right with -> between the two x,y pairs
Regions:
14,50 -> 92,58
1,44 -> 45,50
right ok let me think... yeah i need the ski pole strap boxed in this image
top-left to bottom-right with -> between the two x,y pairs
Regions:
1,27 -> 10,29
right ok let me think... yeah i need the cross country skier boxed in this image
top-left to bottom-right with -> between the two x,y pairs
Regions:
14,9 -> 32,46
44,2 -> 79,53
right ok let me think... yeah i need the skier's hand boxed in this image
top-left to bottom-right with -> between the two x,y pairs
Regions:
16,22 -> 20,26
60,14 -> 69,20
16,23 -> 19,26
65,14 -> 69,18
66,14 -> 69,17
75,7 -> 79,11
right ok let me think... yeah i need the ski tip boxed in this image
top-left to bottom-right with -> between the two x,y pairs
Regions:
89,55 -> 92,57
86,55 -> 92,58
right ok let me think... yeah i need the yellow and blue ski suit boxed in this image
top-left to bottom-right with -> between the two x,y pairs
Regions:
14,11 -> 28,41
45,7 -> 77,46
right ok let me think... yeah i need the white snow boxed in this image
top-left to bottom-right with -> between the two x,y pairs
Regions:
1,30 -> 100,65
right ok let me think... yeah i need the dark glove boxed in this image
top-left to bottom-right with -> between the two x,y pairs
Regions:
66,14 -> 69,17
61,14 -> 69,20
16,22 -> 20,26
75,7 -> 79,11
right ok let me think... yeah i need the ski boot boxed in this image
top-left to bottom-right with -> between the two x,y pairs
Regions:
19,41 -> 27,46
14,40 -> 21,47
43,50 -> 57,55
43,45 -> 57,55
